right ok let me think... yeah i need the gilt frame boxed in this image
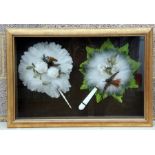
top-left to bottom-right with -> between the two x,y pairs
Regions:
7,28 -> 153,127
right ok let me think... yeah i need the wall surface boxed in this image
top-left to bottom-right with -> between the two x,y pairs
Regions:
0,24 -> 154,122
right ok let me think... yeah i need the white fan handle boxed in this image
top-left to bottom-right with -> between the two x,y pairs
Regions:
78,87 -> 98,110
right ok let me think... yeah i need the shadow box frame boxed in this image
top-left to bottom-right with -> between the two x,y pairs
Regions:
7,28 -> 153,128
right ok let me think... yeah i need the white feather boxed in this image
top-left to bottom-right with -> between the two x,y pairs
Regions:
85,51 -> 131,94
18,42 -> 73,98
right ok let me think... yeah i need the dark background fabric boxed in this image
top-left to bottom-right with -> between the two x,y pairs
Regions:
15,37 -> 144,118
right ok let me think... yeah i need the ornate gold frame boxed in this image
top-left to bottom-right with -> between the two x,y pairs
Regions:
7,28 -> 153,127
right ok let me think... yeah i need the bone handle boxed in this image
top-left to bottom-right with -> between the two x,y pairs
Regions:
78,87 -> 97,110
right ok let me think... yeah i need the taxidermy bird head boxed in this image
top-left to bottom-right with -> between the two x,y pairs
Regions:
102,71 -> 121,95
42,54 -> 59,68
